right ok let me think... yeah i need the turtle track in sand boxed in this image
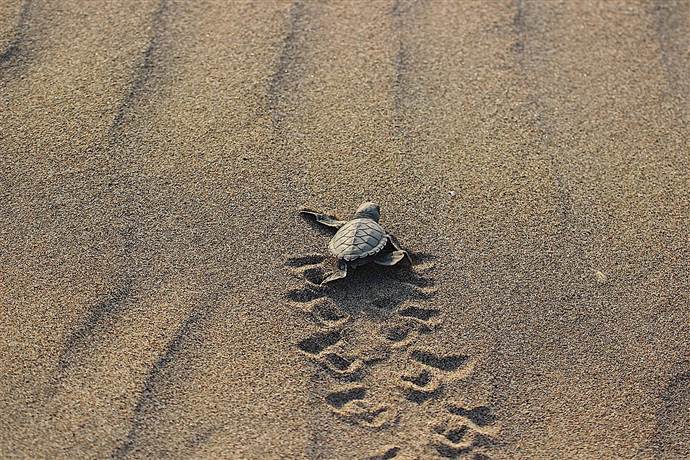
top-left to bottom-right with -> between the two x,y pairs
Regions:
285,254 -> 501,458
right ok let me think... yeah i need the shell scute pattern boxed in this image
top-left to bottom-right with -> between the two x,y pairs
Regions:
329,218 -> 387,261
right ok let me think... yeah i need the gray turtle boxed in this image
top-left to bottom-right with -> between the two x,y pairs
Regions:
300,202 -> 412,285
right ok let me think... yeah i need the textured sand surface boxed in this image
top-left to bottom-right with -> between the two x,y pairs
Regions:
1,1 -> 688,459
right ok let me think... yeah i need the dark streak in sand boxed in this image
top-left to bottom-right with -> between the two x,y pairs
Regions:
57,278 -> 135,373
111,308 -> 207,459
651,0 -> 689,111
99,0 -> 172,264
391,0 -> 408,138
511,0 -> 576,232
652,2 -> 673,72
87,2 -> 173,378
107,0 -> 171,146
0,0 -> 33,74
267,0 -> 306,129
651,363 -> 690,458
392,46 -> 408,134
512,0 -> 526,55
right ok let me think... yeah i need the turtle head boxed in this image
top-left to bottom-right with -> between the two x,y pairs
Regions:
354,201 -> 380,221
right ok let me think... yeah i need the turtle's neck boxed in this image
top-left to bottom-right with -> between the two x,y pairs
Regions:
353,211 -> 379,221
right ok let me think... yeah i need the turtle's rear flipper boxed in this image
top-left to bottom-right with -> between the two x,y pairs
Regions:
373,250 -> 408,266
300,209 -> 346,229
321,261 -> 348,285
387,235 -> 413,264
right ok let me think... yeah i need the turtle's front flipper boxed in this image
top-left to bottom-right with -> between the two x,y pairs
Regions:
321,260 -> 348,285
373,250 -> 407,266
387,235 -> 413,264
300,209 -> 346,229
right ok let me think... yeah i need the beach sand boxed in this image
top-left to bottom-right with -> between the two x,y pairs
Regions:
1,1 -> 688,458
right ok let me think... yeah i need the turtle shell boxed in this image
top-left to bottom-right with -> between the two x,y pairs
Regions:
329,218 -> 387,261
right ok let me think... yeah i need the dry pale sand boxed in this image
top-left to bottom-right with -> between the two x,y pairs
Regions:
1,0 -> 689,459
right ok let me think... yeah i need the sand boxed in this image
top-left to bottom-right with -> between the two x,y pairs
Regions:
1,0 -> 688,459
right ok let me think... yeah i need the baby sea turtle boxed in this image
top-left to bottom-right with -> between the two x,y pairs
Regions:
300,202 -> 412,285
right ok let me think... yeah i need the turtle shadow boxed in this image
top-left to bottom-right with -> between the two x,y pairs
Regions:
286,251 -> 438,319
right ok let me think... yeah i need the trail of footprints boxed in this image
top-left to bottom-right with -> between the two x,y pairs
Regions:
285,255 -> 499,458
